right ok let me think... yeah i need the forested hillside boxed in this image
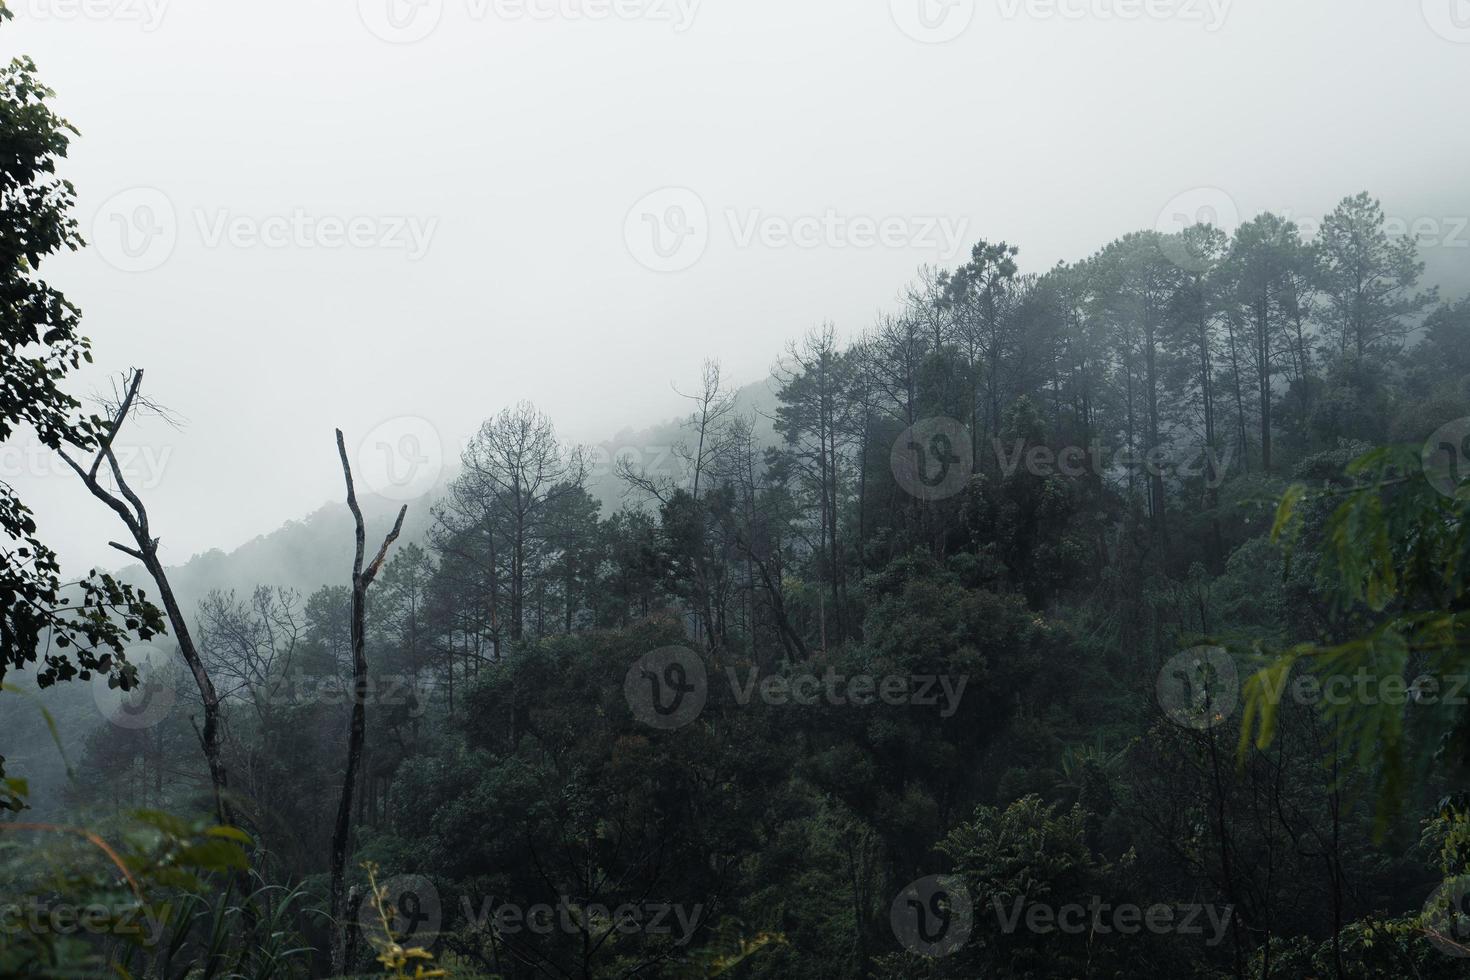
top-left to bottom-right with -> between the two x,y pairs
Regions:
11,177 -> 1470,977
6,3 -> 1470,973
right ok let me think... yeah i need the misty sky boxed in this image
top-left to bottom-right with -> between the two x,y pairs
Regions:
7,0 -> 1468,573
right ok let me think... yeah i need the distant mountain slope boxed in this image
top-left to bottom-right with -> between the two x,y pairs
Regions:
582,376 -> 781,513
109,375 -> 781,612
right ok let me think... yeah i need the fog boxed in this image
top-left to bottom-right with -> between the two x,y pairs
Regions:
8,0 -> 1469,572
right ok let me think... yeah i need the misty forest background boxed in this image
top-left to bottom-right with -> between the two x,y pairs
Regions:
6,17 -> 1470,980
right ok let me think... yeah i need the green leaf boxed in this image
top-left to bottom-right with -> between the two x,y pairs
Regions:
175,839 -> 250,873
1270,483 -> 1305,543
204,825 -> 254,845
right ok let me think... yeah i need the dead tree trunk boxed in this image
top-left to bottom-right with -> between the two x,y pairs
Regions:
328,428 -> 407,975
60,370 -> 233,826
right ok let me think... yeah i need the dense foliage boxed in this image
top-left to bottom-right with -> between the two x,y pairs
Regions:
4,12 -> 1470,977
0,4 -> 162,700
11,199 -> 1467,977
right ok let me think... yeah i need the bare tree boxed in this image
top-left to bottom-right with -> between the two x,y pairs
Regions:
59,369 -> 234,825
447,402 -> 587,644
328,427 -> 407,975
197,586 -> 304,713
195,586 -> 308,858
864,311 -> 926,430
711,413 -> 811,663
617,361 -> 735,506
673,359 -> 736,503
619,360 -> 738,648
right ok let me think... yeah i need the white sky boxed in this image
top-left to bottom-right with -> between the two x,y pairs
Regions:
6,0 -> 1469,572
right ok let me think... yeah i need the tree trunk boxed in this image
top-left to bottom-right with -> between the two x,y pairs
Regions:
62,371 -> 234,827
329,429 -> 407,976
